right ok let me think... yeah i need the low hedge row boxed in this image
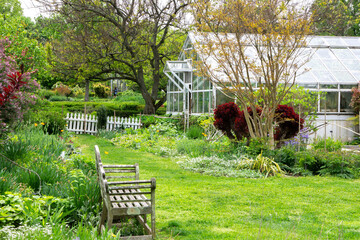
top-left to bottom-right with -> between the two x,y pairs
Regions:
36,101 -> 166,117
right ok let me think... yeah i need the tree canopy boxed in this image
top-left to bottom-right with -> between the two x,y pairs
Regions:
40,0 -> 189,113
192,0 -> 312,147
311,0 -> 360,36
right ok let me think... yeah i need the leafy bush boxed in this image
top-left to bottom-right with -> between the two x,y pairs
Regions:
37,89 -> 55,100
273,146 -> 297,171
0,192 -> 67,228
97,105 -> 107,130
93,82 -> 110,98
48,95 -> 68,101
246,138 -> 271,157
113,90 -> 145,104
72,85 -> 84,98
186,125 -> 204,139
34,111 -> 66,135
311,137 -> 343,152
54,84 -> 72,97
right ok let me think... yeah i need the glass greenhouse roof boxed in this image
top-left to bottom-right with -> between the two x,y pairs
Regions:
186,32 -> 360,85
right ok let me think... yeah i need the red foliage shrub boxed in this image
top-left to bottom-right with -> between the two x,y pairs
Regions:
274,105 -> 304,143
213,102 -> 240,140
214,102 -> 304,146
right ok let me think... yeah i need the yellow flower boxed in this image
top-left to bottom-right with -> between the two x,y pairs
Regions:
111,233 -> 116,237
156,130 -> 159,132
61,130 -> 64,132
34,123 -> 38,127
202,132 -> 207,137
105,151 -> 109,155
41,122 -> 45,125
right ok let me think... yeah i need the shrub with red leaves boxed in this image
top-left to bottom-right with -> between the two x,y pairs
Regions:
214,102 -> 304,146
0,38 -> 39,136
274,105 -> 304,144
214,102 -> 241,140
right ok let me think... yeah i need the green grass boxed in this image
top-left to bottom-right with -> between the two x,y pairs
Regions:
75,135 -> 360,239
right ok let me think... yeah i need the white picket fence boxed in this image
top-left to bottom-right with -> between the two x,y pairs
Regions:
65,112 -> 142,135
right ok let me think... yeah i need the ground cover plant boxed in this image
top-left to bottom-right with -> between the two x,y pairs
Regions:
74,134 -> 360,239
0,125 -> 105,238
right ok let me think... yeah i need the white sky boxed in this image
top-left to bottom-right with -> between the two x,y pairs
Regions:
19,0 -> 315,21
19,0 -> 43,19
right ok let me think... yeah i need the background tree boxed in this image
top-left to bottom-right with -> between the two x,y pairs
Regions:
40,0 -> 189,113
311,0 -> 360,36
192,0 -> 312,147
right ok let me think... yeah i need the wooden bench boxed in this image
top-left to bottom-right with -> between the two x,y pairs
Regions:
95,145 -> 156,240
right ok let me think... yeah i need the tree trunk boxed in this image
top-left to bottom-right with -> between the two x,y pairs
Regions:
84,79 -> 90,102
136,67 -> 156,114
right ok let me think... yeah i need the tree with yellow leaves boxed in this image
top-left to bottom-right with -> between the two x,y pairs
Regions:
191,0 -> 312,147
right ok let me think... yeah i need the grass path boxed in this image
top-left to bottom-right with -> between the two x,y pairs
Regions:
75,135 -> 360,239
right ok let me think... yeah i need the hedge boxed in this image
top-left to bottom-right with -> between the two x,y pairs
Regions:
38,101 -> 166,117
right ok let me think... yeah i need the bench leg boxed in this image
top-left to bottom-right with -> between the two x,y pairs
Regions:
107,212 -> 114,230
98,202 -> 107,234
151,212 -> 155,239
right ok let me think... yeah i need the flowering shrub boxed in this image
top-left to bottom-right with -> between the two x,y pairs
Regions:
0,38 -> 39,135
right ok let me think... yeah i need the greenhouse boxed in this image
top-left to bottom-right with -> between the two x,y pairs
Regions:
164,32 -> 360,140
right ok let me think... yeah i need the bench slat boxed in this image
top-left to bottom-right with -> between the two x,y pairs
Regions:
108,180 -> 152,185
105,169 -> 136,173
109,185 -> 152,190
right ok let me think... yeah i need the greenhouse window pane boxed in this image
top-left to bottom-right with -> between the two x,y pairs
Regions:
298,83 -> 317,89
320,92 -> 338,112
332,48 -> 355,59
340,84 -> 358,89
324,38 -> 345,46
305,59 -> 326,70
192,75 -> 198,90
320,84 -> 338,89
167,93 -> 171,112
173,93 -> 178,112
179,93 -> 183,112
323,59 -> 346,71
350,71 -> 360,81
340,92 -> 353,112
349,49 -> 360,59
341,59 -> 360,71
216,89 -> 235,107
296,71 -> 317,83
331,71 -> 356,82
192,92 -> 198,113
204,92 -> 209,113
313,71 -> 337,83
344,38 -> 360,47
315,49 -> 335,59
198,92 -> 203,113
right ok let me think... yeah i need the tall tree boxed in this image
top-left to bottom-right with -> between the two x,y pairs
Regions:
0,0 -> 23,20
40,0 -> 188,113
192,0 -> 312,147
311,0 -> 360,36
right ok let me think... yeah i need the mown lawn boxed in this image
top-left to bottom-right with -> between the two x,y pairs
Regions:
75,135 -> 360,239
